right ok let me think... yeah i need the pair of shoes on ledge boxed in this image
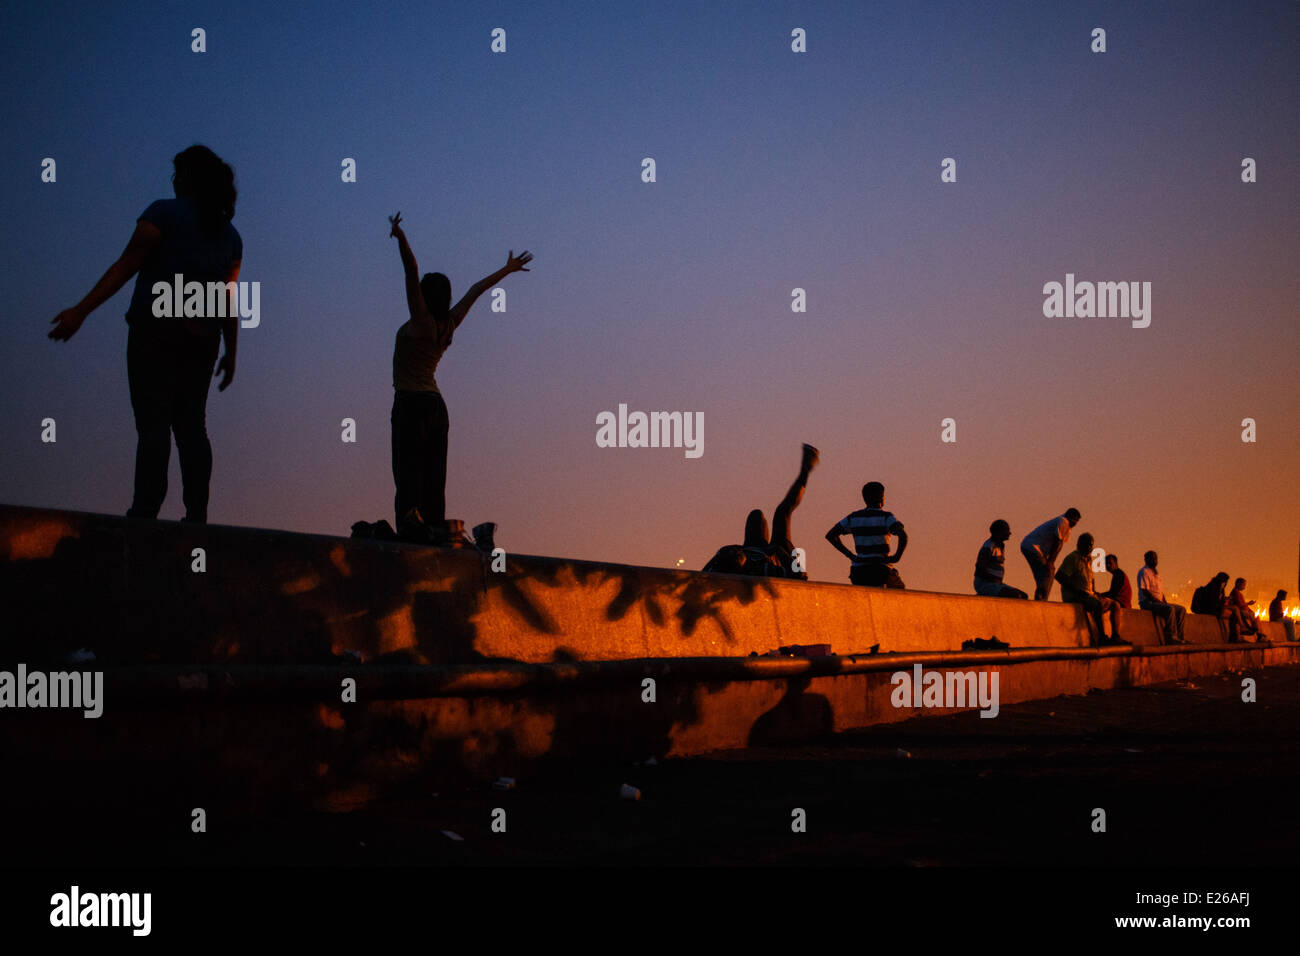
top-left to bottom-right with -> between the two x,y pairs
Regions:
752,643 -> 834,658
397,509 -> 475,548
350,519 -> 398,540
354,512 -> 491,549
961,634 -> 1008,650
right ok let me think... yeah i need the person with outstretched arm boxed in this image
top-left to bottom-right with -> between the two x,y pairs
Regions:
387,211 -> 531,540
48,145 -> 241,523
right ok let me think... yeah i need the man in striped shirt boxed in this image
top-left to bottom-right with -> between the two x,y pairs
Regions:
974,519 -> 1028,598
826,481 -> 907,588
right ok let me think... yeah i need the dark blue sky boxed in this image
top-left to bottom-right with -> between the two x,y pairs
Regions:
4,0 -> 1298,598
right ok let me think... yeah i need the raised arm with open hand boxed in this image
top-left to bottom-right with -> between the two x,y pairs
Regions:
388,211 -> 427,321
450,249 -> 534,329
49,220 -> 162,341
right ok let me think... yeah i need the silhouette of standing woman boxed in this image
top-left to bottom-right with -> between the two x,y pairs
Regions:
49,145 -> 242,523
387,211 -> 531,538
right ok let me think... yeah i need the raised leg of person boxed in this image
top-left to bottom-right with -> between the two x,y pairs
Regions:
769,445 -> 816,552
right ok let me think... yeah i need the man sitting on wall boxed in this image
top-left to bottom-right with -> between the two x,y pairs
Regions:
1056,533 -> 1127,647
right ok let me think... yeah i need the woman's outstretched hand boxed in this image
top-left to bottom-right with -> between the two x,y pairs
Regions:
48,307 -> 87,341
388,212 -> 403,237
507,249 -> 533,273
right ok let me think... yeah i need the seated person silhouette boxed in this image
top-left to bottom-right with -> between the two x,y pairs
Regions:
827,480 -> 908,588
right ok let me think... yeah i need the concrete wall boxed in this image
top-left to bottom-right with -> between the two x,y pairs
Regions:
4,645 -> 1296,817
0,505 -> 1288,667
3,504 -> 1297,821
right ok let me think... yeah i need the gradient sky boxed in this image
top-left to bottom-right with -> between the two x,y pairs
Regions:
3,0 -> 1298,601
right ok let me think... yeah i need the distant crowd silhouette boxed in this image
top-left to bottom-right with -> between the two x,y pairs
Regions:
706,462 -> 1283,649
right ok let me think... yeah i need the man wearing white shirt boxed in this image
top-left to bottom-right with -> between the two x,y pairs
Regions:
1137,550 -> 1187,644
1020,508 -> 1080,601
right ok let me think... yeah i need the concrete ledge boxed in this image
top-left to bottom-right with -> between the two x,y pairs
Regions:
67,640 -> 1297,698
5,500 -> 1296,817
4,504 -> 1246,666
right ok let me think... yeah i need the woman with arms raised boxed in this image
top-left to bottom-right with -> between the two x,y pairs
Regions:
387,211 -> 531,541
